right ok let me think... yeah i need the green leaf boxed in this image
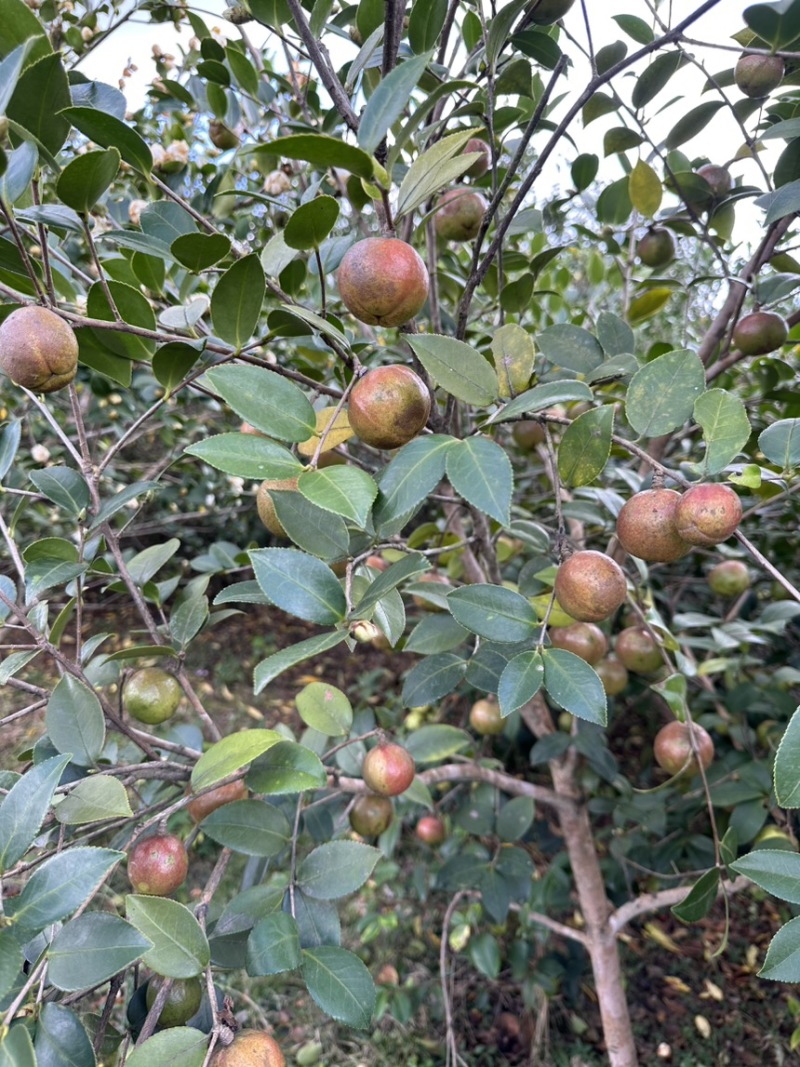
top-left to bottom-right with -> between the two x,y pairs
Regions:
0,418 -> 21,482
671,868 -> 720,923
200,798 -> 291,857
296,681 -> 353,736
202,364 -> 316,442
185,434 -> 303,480
284,196 -> 339,250
246,740 -> 327,794
665,101 -> 725,150
191,728 -> 283,791
404,724 -> 471,763
0,930 -> 23,1000
268,133 -> 375,179
401,653 -> 467,706
358,51 -> 431,155
226,44 -> 259,94
125,538 -> 180,586
596,176 -> 633,225
253,631 -> 347,694
0,0 -> 51,64
299,841 -> 381,900
395,128 -> 479,218
211,255 -> 266,349
0,1025 -> 35,1067
405,613 -> 468,654
354,553 -> 430,616
498,650 -> 544,717
171,232 -> 231,272
124,1029 -> 207,1067
272,489 -> 350,560
87,280 -> 156,361
596,312 -> 634,357
745,0 -> 800,49
0,753 -> 69,873
487,381 -> 592,425
34,1003 -> 95,1067
6,847 -> 122,935
694,388 -> 751,475
250,547 -> 347,625
631,50 -> 686,109
55,776 -> 132,824
373,435 -> 455,531
538,325 -> 604,374
557,405 -> 614,487
0,40 -> 35,116
756,179 -> 800,226
496,797 -> 535,843
759,419 -> 800,469
409,0 -> 447,53
511,28 -> 562,68
448,585 -> 538,643
46,674 -> 105,767
626,349 -> 706,438
629,159 -> 662,217
491,322 -> 536,398
88,481 -> 160,532
47,913 -> 152,992
247,912 -> 300,975
8,52 -> 70,156
612,13 -> 654,43
604,126 -> 643,156
406,334 -> 497,406
571,152 -> 599,191
541,648 -> 607,726
126,896 -> 210,978
759,915 -> 800,981
301,946 -> 376,1029
774,706 -> 800,807
298,466 -> 378,529
446,436 -> 513,526
628,288 -> 673,324
732,849 -> 800,904
56,147 -> 119,213
28,467 -> 90,515
153,342 -> 203,395
60,106 -> 153,174
170,594 -> 209,648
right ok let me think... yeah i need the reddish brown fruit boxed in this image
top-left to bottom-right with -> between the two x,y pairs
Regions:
365,554 -> 389,571
347,365 -> 431,450
654,720 -> 714,777
256,477 -> 299,538
376,964 -> 400,985
707,559 -> 750,597
349,793 -> 394,837
361,742 -> 415,796
615,627 -> 662,675
0,306 -> 79,393
210,1030 -> 285,1067
554,550 -> 627,623
187,779 -> 248,823
127,833 -> 188,896
735,53 -> 784,98
415,814 -> 447,845
512,420 -> 545,450
615,489 -> 691,563
209,120 -> 240,150
733,310 -> 788,355
463,137 -> 490,178
549,622 -> 608,665
674,483 -> 742,546
337,237 -> 428,327
434,188 -> 488,241
469,696 -> 504,736
595,656 -> 629,696
411,571 -> 452,611
636,227 -> 675,268
696,164 -> 731,199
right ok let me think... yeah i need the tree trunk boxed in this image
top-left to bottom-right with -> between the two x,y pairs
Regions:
523,695 -> 638,1067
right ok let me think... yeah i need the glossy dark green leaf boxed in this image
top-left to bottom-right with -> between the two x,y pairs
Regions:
70,79 -> 127,119
358,51 -> 431,155
694,388 -> 751,475
124,1030 -> 207,1067
171,232 -> 231,272
124,538 -> 179,586
612,13 -> 654,43
745,0 -> 800,48
272,488 -> 350,560
631,50 -> 686,109
0,141 -> 36,204
774,706 -> 800,807
758,915 -> 800,981
596,176 -> 633,225
448,584 -> 538,643
253,631 -> 346,694
169,594 -> 208,648
0,753 -> 69,873
603,126 -> 643,156
401,653 -> 467,706
226,44 -> 259,95
301,946 -> 375,1029
299,841 -> 381,900
200,798 -> 291,857
542,648 -> 607,726
596,312 -> 634,357
246,740 -> 327,794
511,28 -> 562,68
409,0 -> 447,52
8,52 -> 70,156
404,723 -> 471,763
284,196 -> 339,250
47,913 -> 152,991
56,147 -> 119,213
29,467 -> 90,515
557,405 -> 614,487
537,325 -> 604,374
46,673 -> 105,766
153,341 -> 203,395
665,101 -> 725,150
60,106 -> 153,174
34,1003 -> 95,1067
140,200 -> 196,243
355,553 -> 431,616
55,775 -> 132,824
202,363 -> 316,441
0,930 -> 22,1000
732,849 -> 800,904
626,349 -> 706,438
250,547 -> 347,625
488,381 -> 592,425
87,280 -> 157,361
498,650 -> 544,717
298,466 -> 377,529
0,39 -> 35,115
571,152 -> 598,191
671,867 -> 720,923
267,134 -> 375,179
126,896 -> 210,978
407,334 -> 498,406
5,847 -> 122,935
373,435 -> 455,531
759,418 -> 800,469
211,254 -> 266,349
296,681 -> 352,736
446,435 -> 513,525
0,0 -> 52,65
0,1025 -> 35,1067
191,728 -> 283,791
247,912 -> 300,975
185,434 -> 303,480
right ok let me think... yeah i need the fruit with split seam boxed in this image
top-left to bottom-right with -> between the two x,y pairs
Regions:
553,550 -> 627,623
0,305 -> 79,393
337,237 -> 428,327
347,365 -> 431,450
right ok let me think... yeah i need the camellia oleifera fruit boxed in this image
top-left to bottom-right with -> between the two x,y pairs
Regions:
696,163 -> 731,200
145,976 -> 203,1028
127,833 -> 189,896
732,310 -> 788,355
337,237 -> 429,327
348,793 -> 394,837
434,188 -> 488,241
674,483 -> 742,546
595,656 -> 629,696
415,814 -> 447,846
256,477 -> 299,538
614,627 -> 663,675
463,136 -> 490,178
653,720 -> 714,777
469,696 -> 504,736
707,559 -> 750,597
361,742 -> 415,796
187,779 -> 248,823
0,305 -> 79,393
553,550 -> 627,623
123,667 -> 182,725
529,0 -> 575,23
615,488 -> 691,563
211,1030 -> 285,1067
548,622 -> 608,665
636,227 -> 675,268
734,52 -> 784,98
512,419 -> 545,450
347,365 -> 431,450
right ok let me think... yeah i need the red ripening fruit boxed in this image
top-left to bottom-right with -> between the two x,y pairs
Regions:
595,656 -> 629,696
256,477 -> 299,538
548,622 -> 608,665
337,237 -> 429,327
615,488 -> 691,563
707,559 -> 750,597
615,627 -> 663,675
361,742 -> 415,796
349,793 -> 394,837
416,814 -> 447,846
554,550 -> 628,623
347,365 -> 431,450
653,720 -> 714,777
732,310 -> 788,356
469,697 -> 504,736
674,483 -> 742,546
186,779 -> 248,823
127,833 -> 188,896
463,136 -> 490,178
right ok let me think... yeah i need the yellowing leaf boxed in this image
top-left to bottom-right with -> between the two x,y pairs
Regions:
298,407 -> 354,457
629,159 -> 662,217
644,922 -> 681,953
627,287 -> 672,324
491,323 -> 536,398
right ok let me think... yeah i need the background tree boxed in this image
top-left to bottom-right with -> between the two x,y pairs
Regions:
2,1 -> 800,1066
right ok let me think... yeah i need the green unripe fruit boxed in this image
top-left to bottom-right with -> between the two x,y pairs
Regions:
733,310 -> 788,356
636,227 -> 675,268
707,560 -> 750,597
469,696 -> 504,736
348,793 -> 394,836
434,188 -> 488,241
615,627 -> 662,675
734,53 -> 784,98
123,668 -> 182,725
145,977 -> 202,1028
